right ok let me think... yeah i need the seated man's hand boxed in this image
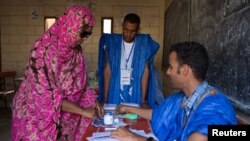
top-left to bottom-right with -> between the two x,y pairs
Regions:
141,102 -> 150,108
116,105 -> 130,114
111,127 -> 146,141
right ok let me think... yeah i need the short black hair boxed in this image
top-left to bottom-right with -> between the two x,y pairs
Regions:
123,13 -> 140,25
169,41 -> 209,81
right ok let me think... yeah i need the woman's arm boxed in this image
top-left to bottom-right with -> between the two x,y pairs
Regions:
61,99 -> 98,118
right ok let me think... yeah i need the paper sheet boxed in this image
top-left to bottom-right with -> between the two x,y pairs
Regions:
87,129 -> 159,141
120,102 -> 140,107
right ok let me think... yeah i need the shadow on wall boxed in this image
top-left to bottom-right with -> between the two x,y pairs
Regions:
160,70 -> 176,97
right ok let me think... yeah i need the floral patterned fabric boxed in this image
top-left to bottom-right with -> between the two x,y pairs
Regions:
11,6 -> 96,141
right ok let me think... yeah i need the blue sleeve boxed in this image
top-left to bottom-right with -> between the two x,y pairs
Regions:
144,34 -> 160,108
181,92 -> 237,140
151,93 -> 184,141
97,34 -> 107,102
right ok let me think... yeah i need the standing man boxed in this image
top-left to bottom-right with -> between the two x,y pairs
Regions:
98,13 -> 160,108
111,41 -> 237,141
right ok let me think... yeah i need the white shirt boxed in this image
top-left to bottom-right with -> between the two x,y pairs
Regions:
120,40 -> 135,69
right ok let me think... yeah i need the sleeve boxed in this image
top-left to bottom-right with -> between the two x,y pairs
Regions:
151,93 -> 184,141
147,35 -> 160,62
183,93 -> 237,139
97,34 -> 107,102
146,35 -> 160,107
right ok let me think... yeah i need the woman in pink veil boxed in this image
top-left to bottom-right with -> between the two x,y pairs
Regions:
11,5 -> 103,141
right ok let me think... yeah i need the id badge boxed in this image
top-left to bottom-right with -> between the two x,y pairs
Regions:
120,69 -> 131,85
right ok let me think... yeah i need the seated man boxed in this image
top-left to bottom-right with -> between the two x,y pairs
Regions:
111,41 -> 237,141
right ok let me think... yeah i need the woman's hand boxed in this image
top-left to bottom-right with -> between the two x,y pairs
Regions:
62,99 -> 99,118
95,102 -> 104,116
81,107 -> 97,118
81,102 -> 104,118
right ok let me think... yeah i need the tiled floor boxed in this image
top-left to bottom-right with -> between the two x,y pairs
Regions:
0,108 -> 11,141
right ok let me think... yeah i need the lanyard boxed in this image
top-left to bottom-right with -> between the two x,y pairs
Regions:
122,40 -> 135,69
182,89 -> 210,128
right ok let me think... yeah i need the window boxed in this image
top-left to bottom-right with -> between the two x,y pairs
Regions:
44,17 -> 56,31
101,17 -> 113,34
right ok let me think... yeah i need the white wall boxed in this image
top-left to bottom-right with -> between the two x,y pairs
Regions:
0,0 -> 165,77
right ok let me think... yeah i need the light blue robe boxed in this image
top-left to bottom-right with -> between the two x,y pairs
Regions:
98,33 -> 159,107
151,86 -> 237,141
